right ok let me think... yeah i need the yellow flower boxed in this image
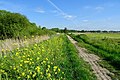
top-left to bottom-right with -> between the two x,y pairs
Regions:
17,76 -> 21,79
27,75 -> 30,79
47,73 -> 51,78
53,66 -> 57,71
37,57 -> 40,60
20,64 -> 22,67
48,65 -> 50,68
35,66 -> 40,72
2,49 -> 4,52
30,71 -> 32,75
55,72 -> 57,74
24,61 -> 29,63
51,62 -> 53,65
32,73 -> 36,78
30,58 -> 32,61
35,44 -> 37,46
32,35 -> 34,38
58,68 -> 60,72
29,62 -> 32,65
46,69 -> 49,73
27,58 -> 29,60
42,49 -> 44,52
54,66 -> 57,69
46,58 -> 48,61
40,72 -> 43,74
17,48 -> 19,50
37,52 -> 40,54
32,62 -> 34,64
4,56 -> 6,58
20,60 -> 23,62
1,70 -> 5,73
23,56 -> 25,58
24,36 -> 26,38
10,66 -> 12,68
16,52 -> 19,56
13,67 -> 16,70
43,61 -> 46,64
17,70 -> 19,72
22,72 -> 25,76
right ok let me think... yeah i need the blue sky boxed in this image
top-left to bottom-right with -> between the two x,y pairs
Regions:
0,0 -> 120,30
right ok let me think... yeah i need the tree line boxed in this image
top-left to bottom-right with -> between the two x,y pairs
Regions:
0,10 -> 55,40
50,28 -> 120,33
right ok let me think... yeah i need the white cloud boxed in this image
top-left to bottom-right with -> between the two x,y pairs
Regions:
51,10 -> 58,13
95,6 -> 104,12
64,14 -> 77,20
83,6 -> 92,9
35,8 -> 45,13
84,6 -> 104,12
82,20 -> 89,22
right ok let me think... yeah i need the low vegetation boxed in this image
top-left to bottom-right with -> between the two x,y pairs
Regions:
69,33 -> 120,79
0,35 -> 96,80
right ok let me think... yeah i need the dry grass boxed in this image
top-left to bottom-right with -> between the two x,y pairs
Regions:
0,35 -> 50,56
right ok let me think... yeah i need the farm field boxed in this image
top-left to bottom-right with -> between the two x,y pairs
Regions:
70,33 -> 120,79
86,33 -> 120,39
1,5 -> 120,80
0,34 -> 96,80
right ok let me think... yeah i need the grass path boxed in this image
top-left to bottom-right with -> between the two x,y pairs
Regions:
67,35 -> 113,80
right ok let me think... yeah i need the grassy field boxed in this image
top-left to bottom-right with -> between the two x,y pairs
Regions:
0,34 -> 96,80
86,33 -> 120,39
70,33 -> 120,79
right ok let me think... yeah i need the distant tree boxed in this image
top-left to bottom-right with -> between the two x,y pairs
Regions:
51,28 -> 59,32
38,25 -> 42,29
102,30 -> 108,33
42,27 -> 46,30
64,27 -> 67,33
81,30 -> 85,32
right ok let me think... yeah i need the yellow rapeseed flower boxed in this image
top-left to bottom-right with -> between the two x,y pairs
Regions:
37,52 -> 40,54
22,72 -> 25,76
17,76 -> 21,79
46,58 -> 48,61
24,61 -> 29,63
27,75 -> 30,79
43,61 -> 46,64
46,69 -> 49,73
32,73 -> 36,78
55,72 -> 57,74
32,35 -> 34,38
48,65 -> 50,68
35,44 -> 37,46
37,57 -> 40,60
58,68 -> 60,72
16,52 -> 19,56
13,67 -> 16,70
40,72 -> 43,74
47,73 -> 51,78
2,49 -> 4,52
20,64 -> 22,67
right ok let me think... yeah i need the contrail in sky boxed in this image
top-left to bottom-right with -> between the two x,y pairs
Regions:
47,0 -> 65,15
47,0 -> 78,28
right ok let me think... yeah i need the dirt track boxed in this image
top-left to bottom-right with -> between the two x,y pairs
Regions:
67,35 -> 112,80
